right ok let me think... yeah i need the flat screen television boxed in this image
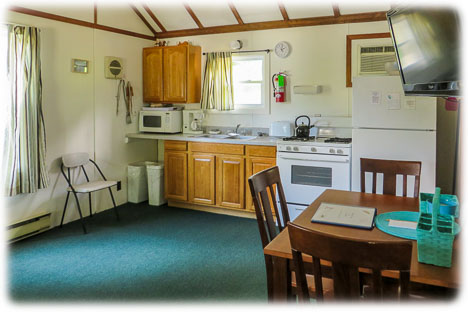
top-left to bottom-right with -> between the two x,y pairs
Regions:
387,7 -> 461,96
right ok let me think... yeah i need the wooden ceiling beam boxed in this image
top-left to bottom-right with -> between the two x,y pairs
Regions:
156,11 -> 387,39
278,3 -> 289,21
332,4 -> 341,17
228,2 -> 244,25
130,4 -> 157,35
9,6 -> 155,40
94,3 -> 97,24
183,3 -> 204,29
142,3 -> 167,33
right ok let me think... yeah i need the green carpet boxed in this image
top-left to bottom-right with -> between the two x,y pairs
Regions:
8,203 -> 267,302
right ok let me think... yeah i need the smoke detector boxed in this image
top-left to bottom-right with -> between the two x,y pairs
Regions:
230,40 -> 243,50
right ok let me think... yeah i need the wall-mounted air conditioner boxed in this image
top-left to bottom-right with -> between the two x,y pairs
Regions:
358,45 -> 396,76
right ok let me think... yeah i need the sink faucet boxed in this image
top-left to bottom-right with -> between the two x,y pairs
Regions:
235,124 -> 241,134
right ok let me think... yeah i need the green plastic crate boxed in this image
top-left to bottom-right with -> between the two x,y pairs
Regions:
416,188 -> 455,268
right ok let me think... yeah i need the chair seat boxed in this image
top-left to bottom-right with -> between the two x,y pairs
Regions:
291,272 -> 335,299
67,181 -> 117,193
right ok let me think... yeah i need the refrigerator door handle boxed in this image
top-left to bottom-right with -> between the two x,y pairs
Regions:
355,127 -> 436,132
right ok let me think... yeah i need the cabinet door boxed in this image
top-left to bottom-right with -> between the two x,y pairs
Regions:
164,151 -> 188,201
245,157 -> 277,212
163,45 -> 187,102
189,154 -> 216,205
216,155 -> 245,209
143,47 -> 163,102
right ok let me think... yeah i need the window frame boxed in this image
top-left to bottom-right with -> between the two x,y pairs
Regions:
208,52 -> 270,115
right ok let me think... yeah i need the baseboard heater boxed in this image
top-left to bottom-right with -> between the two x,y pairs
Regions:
7,212 -> 51,243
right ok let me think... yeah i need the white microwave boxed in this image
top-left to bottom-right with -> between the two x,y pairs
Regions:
139,110 -> 182,133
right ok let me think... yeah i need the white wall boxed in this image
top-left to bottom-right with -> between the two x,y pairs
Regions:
3,11 -> 157,227
177,21 -> 391,129
2,8 -> 391,227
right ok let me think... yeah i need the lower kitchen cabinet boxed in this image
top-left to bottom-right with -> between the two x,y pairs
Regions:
188,153 -> 216,205
245,156 -> 277,211
216,154 -> 245,209
164,140 -> 276,215
164,151 -> 188,201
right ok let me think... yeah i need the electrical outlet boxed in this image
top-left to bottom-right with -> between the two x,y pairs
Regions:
117,181 -> 121,191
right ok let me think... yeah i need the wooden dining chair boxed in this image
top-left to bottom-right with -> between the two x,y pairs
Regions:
248,166 -> 292,299
360,158 -> 422,197
248,166 -> 333,300
288,222 -> 412,302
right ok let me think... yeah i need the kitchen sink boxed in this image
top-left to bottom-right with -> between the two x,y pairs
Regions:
190,134 -> 230,139
224,135 -> 257,140
189,134 -> 256,140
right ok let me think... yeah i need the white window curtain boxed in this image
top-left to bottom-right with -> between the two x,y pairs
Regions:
2,25 -> 49,196
200,52 -> 235,111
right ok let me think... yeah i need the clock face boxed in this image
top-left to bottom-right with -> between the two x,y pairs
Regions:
275,41 -> 290,58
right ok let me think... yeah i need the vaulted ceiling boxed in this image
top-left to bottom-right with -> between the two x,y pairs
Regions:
9,1 -> 392,41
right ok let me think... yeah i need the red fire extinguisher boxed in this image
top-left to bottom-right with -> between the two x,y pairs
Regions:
272,72 -> 287,102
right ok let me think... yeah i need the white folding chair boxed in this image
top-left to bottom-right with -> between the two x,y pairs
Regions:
60,152 -> 120,234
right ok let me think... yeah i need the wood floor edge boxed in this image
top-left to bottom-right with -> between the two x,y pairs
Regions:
168,200 -> 256,219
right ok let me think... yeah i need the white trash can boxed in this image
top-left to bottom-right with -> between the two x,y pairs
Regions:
127,161 -> 157,203
147,162 -> 167,206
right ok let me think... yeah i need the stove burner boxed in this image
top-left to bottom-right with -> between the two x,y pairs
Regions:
324,137 -> 352,143
282,136 -> 315,142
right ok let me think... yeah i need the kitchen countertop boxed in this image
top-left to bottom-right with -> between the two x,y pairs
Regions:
126,132 -> 280,146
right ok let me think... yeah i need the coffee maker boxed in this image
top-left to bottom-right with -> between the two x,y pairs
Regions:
183,109 -> 204,134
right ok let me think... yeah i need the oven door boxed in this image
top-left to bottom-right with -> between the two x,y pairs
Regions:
277,152 -> 351,206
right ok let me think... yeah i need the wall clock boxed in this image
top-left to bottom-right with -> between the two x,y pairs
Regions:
274,41 -> 291,58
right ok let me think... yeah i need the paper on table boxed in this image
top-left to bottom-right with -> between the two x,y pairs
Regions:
388,219 -> 417,230
311,203 -> 376,229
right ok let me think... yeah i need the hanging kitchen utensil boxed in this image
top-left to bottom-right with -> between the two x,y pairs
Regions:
295,115 -> 313,138
116,79 -> 126,115
125,81 -> 133,124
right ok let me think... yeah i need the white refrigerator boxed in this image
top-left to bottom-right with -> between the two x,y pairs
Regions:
352,76 -> 437,195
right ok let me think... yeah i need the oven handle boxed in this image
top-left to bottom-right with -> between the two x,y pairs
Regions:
278,155 -> 350,163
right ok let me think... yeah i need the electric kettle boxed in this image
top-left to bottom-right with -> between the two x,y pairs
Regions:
295,115 -> 313,138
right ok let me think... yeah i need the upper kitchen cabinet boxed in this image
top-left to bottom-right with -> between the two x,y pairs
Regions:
143,47 -> 163,103
143,42 -> 201,104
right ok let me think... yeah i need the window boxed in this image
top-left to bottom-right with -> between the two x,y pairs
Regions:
231,53 -> 269,114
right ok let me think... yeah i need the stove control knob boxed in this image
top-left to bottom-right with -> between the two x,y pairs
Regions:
286,146 -> 292,151
337,149 -> 344,154
311,147 -> 317,153
329,148 -> 336,154
293,146 -> 299,152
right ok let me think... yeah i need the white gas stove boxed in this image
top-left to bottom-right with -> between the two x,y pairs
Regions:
277,138 -> 351,155
276,136 -> 352,220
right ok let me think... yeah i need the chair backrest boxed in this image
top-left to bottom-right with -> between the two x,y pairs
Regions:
61,153 -> 108,187
287,222 -> 412,302
360,158 -> 422,197
62,152 -> 90,168
248,166 -> 290,248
